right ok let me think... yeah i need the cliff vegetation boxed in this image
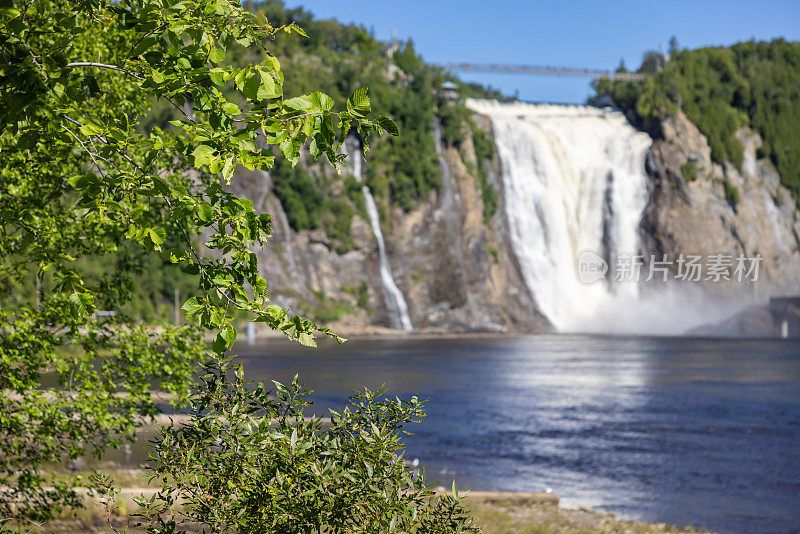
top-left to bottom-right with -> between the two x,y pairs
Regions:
592,39 -> 800,202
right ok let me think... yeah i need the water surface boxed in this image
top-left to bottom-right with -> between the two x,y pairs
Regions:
236,334 -> 800,534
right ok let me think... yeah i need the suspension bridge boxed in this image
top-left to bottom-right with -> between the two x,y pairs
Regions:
440,63 -> 647,81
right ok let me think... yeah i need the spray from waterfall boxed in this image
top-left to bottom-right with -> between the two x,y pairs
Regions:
348,141 -> 413,331
468,99 -> 738,335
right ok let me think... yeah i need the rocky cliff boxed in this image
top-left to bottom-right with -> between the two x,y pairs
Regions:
230,119 -> 549,334
230,105 -> 800,335
641,111 -> 800,300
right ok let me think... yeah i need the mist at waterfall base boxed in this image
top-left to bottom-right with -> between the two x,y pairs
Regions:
468,99 -> 747,335
567,279 -> 749,335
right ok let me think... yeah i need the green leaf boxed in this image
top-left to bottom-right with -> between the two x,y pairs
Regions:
66,174 -> 93,189
148,227 -> 166,245
181,297 -> 204,317
234,135 -> 256,151
242,72 -> 260,100
220,322 -> 236,347
222,102 -> 241,116
209,47 -> 225,64
347,87 -> 370,117
374,115 -> 399,136
209,67 -> 226,86
193,145 -> 216,166
234,67 -> 249,91
0,7 -> 22,18
283,95 -> 315,111
130,36 -> 158,58
308,138 -> 320,159
257,71 -> 280,99
197,202 -> 213,224
221,155 -> 235,182
310,92 -> 334,111
298,332 -> 316,347
302,116 -> 315,137
181,263 -> 200,275
78,122 -> 104,136
151,176 -> 171,196
211,332 -> 227,353
68,291 -> 93,319
289,22 -> 308,38
263,55 -> 280,71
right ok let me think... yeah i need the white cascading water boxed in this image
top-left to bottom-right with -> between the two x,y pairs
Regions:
349,144 -> 413,331
467,99 -> 649,331
468,100 -> 636,331
468,99 -> 742,334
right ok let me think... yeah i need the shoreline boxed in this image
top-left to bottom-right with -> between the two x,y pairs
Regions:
35,484 -> 714,533
239,323 -> 526,342
235,327 -> 773,345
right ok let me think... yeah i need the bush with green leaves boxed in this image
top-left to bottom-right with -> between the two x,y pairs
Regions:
0,324 -> 202,521
680,160 -> 698,182
469,120 -> 498,225
0,1 -> 478,530
135,358 -> 480,533
723,179 -> 741,208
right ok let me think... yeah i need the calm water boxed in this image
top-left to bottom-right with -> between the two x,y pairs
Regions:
234,335 -> 800,534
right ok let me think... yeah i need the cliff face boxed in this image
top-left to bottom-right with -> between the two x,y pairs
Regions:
231,124 -> 549,334
229,106 -> 800,334
641,111 -> 800,299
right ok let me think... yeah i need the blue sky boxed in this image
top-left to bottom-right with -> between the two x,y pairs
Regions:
284,1 -> 800,104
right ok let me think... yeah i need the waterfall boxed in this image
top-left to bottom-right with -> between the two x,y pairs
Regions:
349,143 -> 413,331
467,99 -> 651,332
467,99 -> 744,334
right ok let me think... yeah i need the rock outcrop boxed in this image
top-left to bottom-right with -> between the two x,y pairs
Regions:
230,122 -> 548,334
687,306 -> 779,337
640,111 -> 800,300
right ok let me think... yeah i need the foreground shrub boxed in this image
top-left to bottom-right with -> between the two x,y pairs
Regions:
135,357 -> 479,533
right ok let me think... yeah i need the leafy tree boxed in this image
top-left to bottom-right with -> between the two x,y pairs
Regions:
0,0 -> 477,530
470,120 -> 498,225
592,39 -> 800,201
668,36 -> 680,57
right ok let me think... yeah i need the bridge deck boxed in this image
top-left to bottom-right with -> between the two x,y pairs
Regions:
441,63 -> 647,81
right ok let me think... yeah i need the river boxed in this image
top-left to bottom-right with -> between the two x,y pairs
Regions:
236,334 -> 800,534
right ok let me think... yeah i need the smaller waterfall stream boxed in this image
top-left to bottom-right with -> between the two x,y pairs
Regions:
350,144 -> 413,331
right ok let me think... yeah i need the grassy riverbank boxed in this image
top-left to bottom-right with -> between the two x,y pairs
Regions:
30,501 -> 715,534
18,476 -> 712,534
465,494 -> 712,534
